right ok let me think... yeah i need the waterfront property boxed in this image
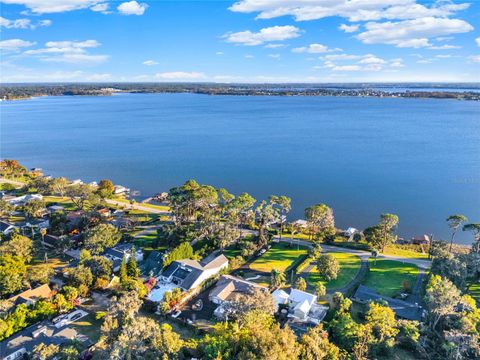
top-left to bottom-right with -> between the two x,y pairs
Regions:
272,288 -> 328,325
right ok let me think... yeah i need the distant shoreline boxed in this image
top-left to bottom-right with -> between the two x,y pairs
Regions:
1,83 -> 479,102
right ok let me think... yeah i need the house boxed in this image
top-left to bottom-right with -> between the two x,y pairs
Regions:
97,208 -> 111,218
160,253 -> 228,292
292,219 -> 308,228
0,320 -> 91,360
411,235 -> 430,245
8,194 -> 43,206
103,243 -> 143,272
148,253 -> 228,303
344,227 -> 358,237
114,185 -> 129,195
71,179 -> 83,185
7,284 -> 53,307
272,288 -> 328,325
140,250 -> 164,277
0,221 -> 18,236
353,285 -> 423,321
209,275 -> 269,319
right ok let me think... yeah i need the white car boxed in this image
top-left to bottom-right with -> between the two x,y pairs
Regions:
171,310 -> 182,318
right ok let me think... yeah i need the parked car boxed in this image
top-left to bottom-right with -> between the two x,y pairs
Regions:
171,310 -> 182,318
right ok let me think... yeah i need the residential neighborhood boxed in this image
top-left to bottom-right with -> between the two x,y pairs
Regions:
0,160 -> 479,360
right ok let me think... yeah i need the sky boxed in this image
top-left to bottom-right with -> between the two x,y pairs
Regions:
0,0 -> 479,83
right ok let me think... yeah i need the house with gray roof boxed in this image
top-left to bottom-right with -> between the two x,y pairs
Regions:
0,319 -> 91,360
0,221 -> 17,236
353,285 -> 423,321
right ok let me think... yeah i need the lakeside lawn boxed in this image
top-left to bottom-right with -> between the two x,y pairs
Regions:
307,253 -> 362,290
468,282 -> 480,304
249,242 -> 308,273
112,197 -> 170,212
364,259 -> 419,298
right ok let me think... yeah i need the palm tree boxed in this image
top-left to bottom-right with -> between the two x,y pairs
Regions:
270,269 -> 286,289
446,214 -> 468,252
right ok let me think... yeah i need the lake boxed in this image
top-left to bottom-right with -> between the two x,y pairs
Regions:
1,93 -> 479,244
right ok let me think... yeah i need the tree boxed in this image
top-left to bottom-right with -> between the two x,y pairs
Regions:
0,255 -> 27,296
377,214 -> 399,252
164,242 -> 194,267
0,233 -> 33,262
53,293 -> 72,313
0,159 -> 26,178
127,245 -> 140,277
255,199 -> 278,246
222,288 -> 276,321
305,204 -> 335,241
315,283 -> 326,298
299,324 -> 341,360
309,243 -> 323,260
446,215 -> 468,252
424,274 -> 461,331
363,225 -> 383,249
84,255 -> 113,280
232,192 -> 256,237
22,199 -> 46,219
119,255 -> 128,285
365,302 -> 398,347
270,195 -> 291,241
32,343 -> 60,360
84,223 -> 121,254
270,269 -> 286,288
28,264 -> 54,285
49,177 -> 69,197
69,265 -> 93,290
65,183 -> 94,211
316,254 -> 340,281
61,286 -> 79,304
295,277 -> 307,291
463,223 -> 480,253
0,200 -> 13,218
49,211 -> 68,236
97,179 -> 115,198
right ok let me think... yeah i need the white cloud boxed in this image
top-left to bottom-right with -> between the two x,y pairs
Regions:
155,71 -> 206,80
468,55 -> 480,63
0,38 -> 35,51
228,0 -> 470,22
321,54 -> 361,61
332,65 -> 361,71
23,39 -> 108,64
292,43 -> 341,54
244,54 -> 254,58
356,17 -> 473,48
117,1 -> 148,16
435,54 -> 452,58
142,60 -> 158,66
264,43 -> 287,49
224,25 -> 300,46
358,54 -> 386,65
90,2 -> 108,13
390,58 -> 404,67
339,24 -> 359,33
475,37 -> 480,47
417,59 -> 433,64
216,51 -> 224,55
0,16 -> 51,29
428,44 -> 461,50
0,0 -> 102,14
268,53 -> 280,59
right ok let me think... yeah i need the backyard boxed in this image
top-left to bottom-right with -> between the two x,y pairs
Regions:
363,259 -> 419,297
249,242 -> 308,273
307,253 -> 362,290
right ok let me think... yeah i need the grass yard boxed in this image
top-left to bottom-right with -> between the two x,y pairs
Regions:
71,312 -> 103,343
468,282 -> 480,304
307,253 -> 361,290
113,197 -> 170,212
249,242 -> 308,273
223,246 -> 242,259
43,196 -> 78,211
364,259 -> 419,297
382,245 -> 429,260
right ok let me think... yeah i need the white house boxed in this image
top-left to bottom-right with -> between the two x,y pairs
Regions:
272,288 -> 328,324
8,194 -> 43,206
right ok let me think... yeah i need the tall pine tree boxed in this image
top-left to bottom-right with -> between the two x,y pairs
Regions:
127,245 -> 140,278
119,254 -> 128,285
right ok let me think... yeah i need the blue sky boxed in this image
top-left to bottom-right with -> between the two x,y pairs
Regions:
1,0 -> 479,83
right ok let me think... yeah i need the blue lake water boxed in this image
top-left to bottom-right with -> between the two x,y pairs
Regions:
1,93 -> 479,244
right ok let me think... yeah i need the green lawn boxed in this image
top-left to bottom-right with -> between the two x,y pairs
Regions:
113,197 -> 170,212
249,242 -> 308,273
383,245 -> 429,260
307,253 -> 362,290
468,282 -> 480,304
364,259 -> 419,297
223,247 -> 242,259
71,312 -> 103,343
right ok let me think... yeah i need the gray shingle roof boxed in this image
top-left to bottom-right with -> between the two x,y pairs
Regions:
353,285 -> 422,321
